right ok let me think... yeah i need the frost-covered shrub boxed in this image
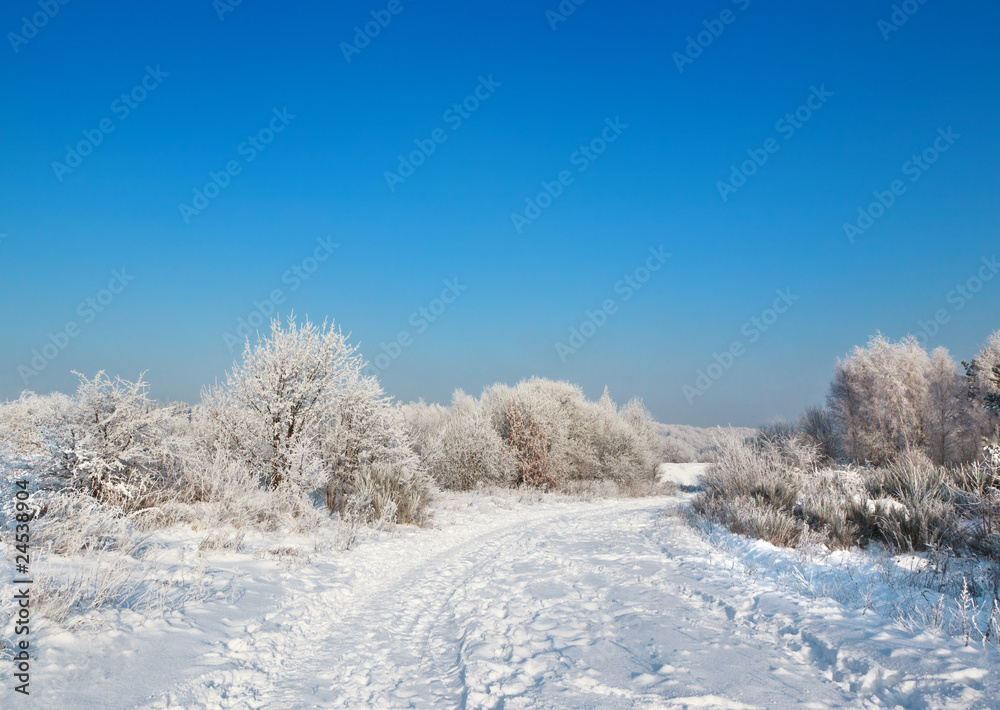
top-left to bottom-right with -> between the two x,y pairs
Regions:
0,373 -> 195,512
200,315 -> 433,526
698,495 -> 804,547
696,434 -> 970,554
499,401 -> 556,489
321,374 -> 426,508
699,430 -> 803,510
853,451 -> 959,552
423,378 -> 670,492
341,461 -> 434,527
799,468 -> 864,549
828,334 -> 933,465
965,331 -> 1000,444
797,407 -> 839,463
159,453 -> 327,533
397,399 -> 449,469
950,443 -> 1000,559
30,490 -> 151,557
591,394 -> 666,484
696,431 -> 862,548
428,391 -> 515,490
649,423 -> 754,463
201,315 -> 358,492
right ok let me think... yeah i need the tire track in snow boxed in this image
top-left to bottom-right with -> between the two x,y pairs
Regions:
146,496 -> 999,709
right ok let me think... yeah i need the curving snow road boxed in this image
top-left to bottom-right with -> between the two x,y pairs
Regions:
139,494 -> 998,710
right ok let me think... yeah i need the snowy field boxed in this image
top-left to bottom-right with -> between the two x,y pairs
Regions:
4,483 -> 999,709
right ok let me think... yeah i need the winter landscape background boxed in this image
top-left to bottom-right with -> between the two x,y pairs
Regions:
3,1 -> 1000,709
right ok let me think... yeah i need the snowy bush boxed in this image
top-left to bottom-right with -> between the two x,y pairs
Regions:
341,461 -> 434,528
0,373 -> 195,513
499,400 -> 556,489
965,330 -> 1000,444
420,378 -> 671,492
321,373 -> 430,521
398,399 -> 449,469
699,430 -> 804,510
797,407 -> 839,463
827,334 -> 933,465
649,423 -> 755,463
201,315 -> 358,493
858,451 -> 959,551
427,391 -> 515,490
201,315 -> 433,525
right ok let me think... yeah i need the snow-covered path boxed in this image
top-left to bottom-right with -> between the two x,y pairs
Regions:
8,492 -> 998,709
139,495 -> 998,709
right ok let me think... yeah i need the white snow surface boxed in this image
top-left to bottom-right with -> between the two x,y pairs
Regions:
4,492 -> 1000,709
657,462 -> 709,488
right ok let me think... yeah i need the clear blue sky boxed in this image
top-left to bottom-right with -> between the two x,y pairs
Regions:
2,0 -> 998,427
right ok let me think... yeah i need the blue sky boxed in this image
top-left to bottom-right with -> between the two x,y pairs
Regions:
1,0 -> 998,426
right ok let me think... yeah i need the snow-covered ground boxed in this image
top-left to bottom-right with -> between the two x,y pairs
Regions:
4,490 -> 1000,709
657,462 -> 709,488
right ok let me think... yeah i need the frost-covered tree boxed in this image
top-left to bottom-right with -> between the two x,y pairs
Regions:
202,315 -> 433,523
925,348 -> 975,465
202,315 -> 360,491
321,372 -> 425,513
797,407 -> 838,462
69,371 -> 190,506
964,330 -> 1000,445
828,334 -> 931,464
424,378 -> 668,490
397,399 -> 449,469
429,391 -> 515,490
4,372 -> 191,509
